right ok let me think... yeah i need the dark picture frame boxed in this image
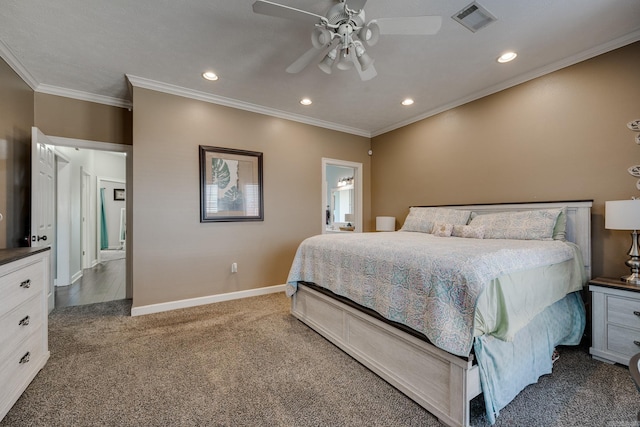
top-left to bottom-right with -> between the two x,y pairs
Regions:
114,188 -> 125,201
199,145 -> 263,222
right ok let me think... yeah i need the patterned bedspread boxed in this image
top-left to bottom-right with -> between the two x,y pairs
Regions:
286,231 -> 576,356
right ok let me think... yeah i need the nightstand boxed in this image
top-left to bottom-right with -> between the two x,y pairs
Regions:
589,277 -> 640,366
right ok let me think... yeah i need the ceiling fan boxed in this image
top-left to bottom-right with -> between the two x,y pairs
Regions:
252,0 -> 442,81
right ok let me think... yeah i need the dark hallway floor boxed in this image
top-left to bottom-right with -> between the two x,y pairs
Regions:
54,251 -> 125,308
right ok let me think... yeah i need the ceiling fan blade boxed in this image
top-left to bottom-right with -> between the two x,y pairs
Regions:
346,0 -> 368,11
349,50 -> 377,81
286,46 -> 323,73
286,38 -> 340,74
252,0 -> 325,25
374,16 -> 442,35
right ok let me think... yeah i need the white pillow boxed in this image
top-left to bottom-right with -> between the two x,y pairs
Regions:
467,209 -> 562,240
452,224 -> 485,239
432,222 -> 453,237
400,207 -> 471,233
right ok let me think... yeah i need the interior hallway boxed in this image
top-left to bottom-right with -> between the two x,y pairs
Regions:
54,250 -> 126,308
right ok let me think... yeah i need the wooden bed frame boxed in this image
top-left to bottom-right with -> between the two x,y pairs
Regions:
291,201 -> 592,427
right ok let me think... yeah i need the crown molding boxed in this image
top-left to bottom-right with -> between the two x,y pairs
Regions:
36,84 -> 132,110
0,39 -> 39,90
126,75 -> 371,138
372,30 -> 640,137
0,39 -> 132,109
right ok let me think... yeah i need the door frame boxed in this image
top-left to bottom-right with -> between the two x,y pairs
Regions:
81,168 -> 92,270
96,176 -> 126,262
54,148 -> 71,287
321,158 -> 363,233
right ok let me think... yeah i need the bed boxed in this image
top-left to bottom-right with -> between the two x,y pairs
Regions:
286,201 -> 592,427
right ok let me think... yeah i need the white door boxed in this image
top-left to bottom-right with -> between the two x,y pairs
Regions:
31,127 -> 56,312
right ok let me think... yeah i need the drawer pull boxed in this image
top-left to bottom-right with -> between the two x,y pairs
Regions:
635,341 -> 640,347
20,279 -> 31,288
634,311 -> 640,317
18,315 -> 30,326
19,352 -> 30,364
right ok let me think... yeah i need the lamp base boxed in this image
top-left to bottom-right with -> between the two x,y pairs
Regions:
622,273 -> 640,286
623,230 -> 640,286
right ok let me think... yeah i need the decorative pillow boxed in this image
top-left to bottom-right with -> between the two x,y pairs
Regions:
452,224 -> 485,239
432,222 -> 453,237
400,207 -> 471,233
552,208 -> 567,240
467,209 -> 562,240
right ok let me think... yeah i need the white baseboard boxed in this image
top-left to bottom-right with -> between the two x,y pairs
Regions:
71,271 -> 83,285
130,284 -> 287,317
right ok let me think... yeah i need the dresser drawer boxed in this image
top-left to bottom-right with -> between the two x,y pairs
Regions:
607,294 -> 640,328
0,260 -> 44,318
607,323 -> 640,359
0,327 -> 47,406
0,295 -> 43,362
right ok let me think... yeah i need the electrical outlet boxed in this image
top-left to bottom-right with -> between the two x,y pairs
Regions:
231,262 -> 237,273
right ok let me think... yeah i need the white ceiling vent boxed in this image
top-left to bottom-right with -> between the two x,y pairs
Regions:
452,2 -> 497,33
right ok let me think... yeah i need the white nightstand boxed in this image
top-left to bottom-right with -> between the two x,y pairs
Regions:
589,277 -> 640,366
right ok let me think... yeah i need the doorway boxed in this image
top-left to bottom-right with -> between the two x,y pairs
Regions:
45,135 -> 132,308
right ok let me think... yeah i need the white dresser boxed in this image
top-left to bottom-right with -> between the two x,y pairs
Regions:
0,248 -> 50,421
589,277 -> 640,366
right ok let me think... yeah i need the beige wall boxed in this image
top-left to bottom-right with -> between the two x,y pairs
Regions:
131,87 -> 370,307
0,59 -> 34,248
34,93 -> 132,145
371,42 -> 640,279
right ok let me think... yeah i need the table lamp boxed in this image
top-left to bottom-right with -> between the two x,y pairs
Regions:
605,199 -> 640,285
376,216 -> 396,232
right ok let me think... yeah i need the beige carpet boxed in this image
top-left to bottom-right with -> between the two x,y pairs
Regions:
1,293 -> 638,426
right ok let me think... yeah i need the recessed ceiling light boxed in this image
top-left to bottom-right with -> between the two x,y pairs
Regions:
202,71 -> 219,81
497,52 -> 517,63
300,98 -> 312,106
401,98 -> 414,106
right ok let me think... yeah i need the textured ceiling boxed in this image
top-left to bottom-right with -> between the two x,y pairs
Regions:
1,0 -> 639,136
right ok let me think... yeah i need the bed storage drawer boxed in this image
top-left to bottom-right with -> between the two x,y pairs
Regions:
292,284 -> 480,427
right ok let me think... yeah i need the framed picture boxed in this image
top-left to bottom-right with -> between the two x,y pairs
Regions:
199,145 -> 263,222
114,188 -> 125,201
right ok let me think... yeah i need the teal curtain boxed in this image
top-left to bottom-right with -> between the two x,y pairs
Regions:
100,188 -> 108,250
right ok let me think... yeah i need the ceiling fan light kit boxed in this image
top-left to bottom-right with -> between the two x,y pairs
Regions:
312,27 -> 333,49
252,0 -> 442,81
359,22 -> 380,47
318,49 -> 338,74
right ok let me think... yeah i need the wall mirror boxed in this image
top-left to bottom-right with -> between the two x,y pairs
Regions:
322,159 -> 362,233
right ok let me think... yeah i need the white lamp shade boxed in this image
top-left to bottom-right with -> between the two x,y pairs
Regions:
336,52 -> 353,70
376,216 -> 396,232
605,200 -> 640,230
355,45 -> 374,71
311,28 -> 332,49
318,49 -> 337,74
359,22 -> 380,46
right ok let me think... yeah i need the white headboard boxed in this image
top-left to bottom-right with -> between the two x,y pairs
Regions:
421,201 -> 593,279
